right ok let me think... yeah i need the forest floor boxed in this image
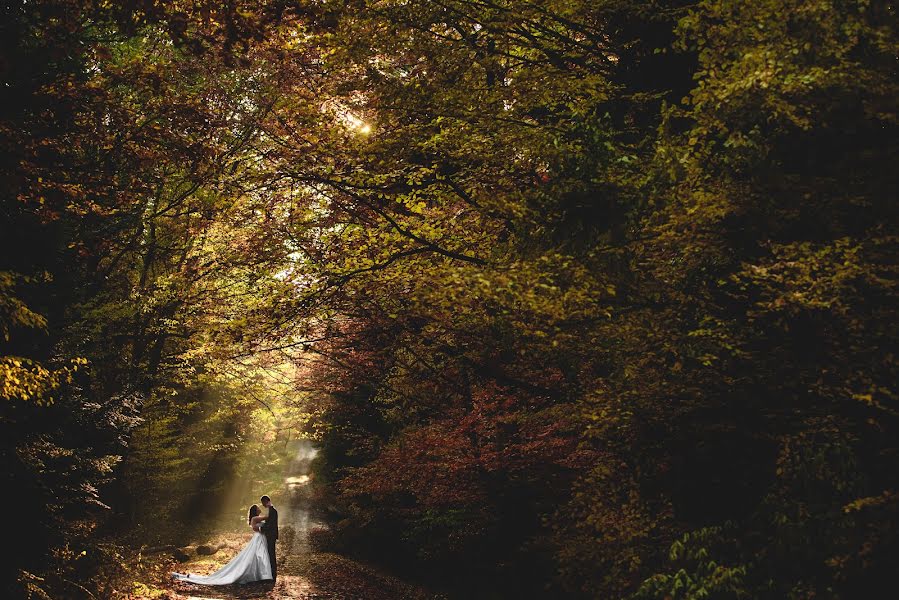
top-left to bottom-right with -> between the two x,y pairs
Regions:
155,530 -> 442,600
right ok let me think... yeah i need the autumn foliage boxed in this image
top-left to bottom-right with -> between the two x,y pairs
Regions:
1,1 -> 897,598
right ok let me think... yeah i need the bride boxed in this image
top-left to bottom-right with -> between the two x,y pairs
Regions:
172,504 -> 273,585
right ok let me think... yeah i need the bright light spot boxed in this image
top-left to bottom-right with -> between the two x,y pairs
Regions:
345,113 -> 373,135
286,475 -> 311,487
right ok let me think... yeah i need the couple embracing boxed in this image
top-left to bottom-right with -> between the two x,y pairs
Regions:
173,495 -> 279,586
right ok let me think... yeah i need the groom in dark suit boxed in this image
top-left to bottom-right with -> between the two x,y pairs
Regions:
260,495 -> 279,581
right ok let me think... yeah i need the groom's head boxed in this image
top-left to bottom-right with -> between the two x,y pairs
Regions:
260,495 -> 271,507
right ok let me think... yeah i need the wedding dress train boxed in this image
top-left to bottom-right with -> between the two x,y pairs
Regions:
172,530 -> 272,585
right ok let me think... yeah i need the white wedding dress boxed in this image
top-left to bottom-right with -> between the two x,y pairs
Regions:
172,525 -> 272,585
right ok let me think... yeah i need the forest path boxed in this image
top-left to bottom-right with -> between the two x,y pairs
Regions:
166,540 -> 437,600
167,545 -> 436,600
164,441 -> 441,600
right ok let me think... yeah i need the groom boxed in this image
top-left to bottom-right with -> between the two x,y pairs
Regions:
260,495 -> 279,581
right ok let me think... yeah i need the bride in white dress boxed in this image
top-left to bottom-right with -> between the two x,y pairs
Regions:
172,504 -> 273,585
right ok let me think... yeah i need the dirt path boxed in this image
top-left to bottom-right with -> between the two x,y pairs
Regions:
161,441 -> 443,600
167,537 -> 439,600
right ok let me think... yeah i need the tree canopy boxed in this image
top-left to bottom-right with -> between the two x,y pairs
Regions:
1,1 -> 896,598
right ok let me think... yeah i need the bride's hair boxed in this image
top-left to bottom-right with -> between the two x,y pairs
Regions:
247,504 -> 260,524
